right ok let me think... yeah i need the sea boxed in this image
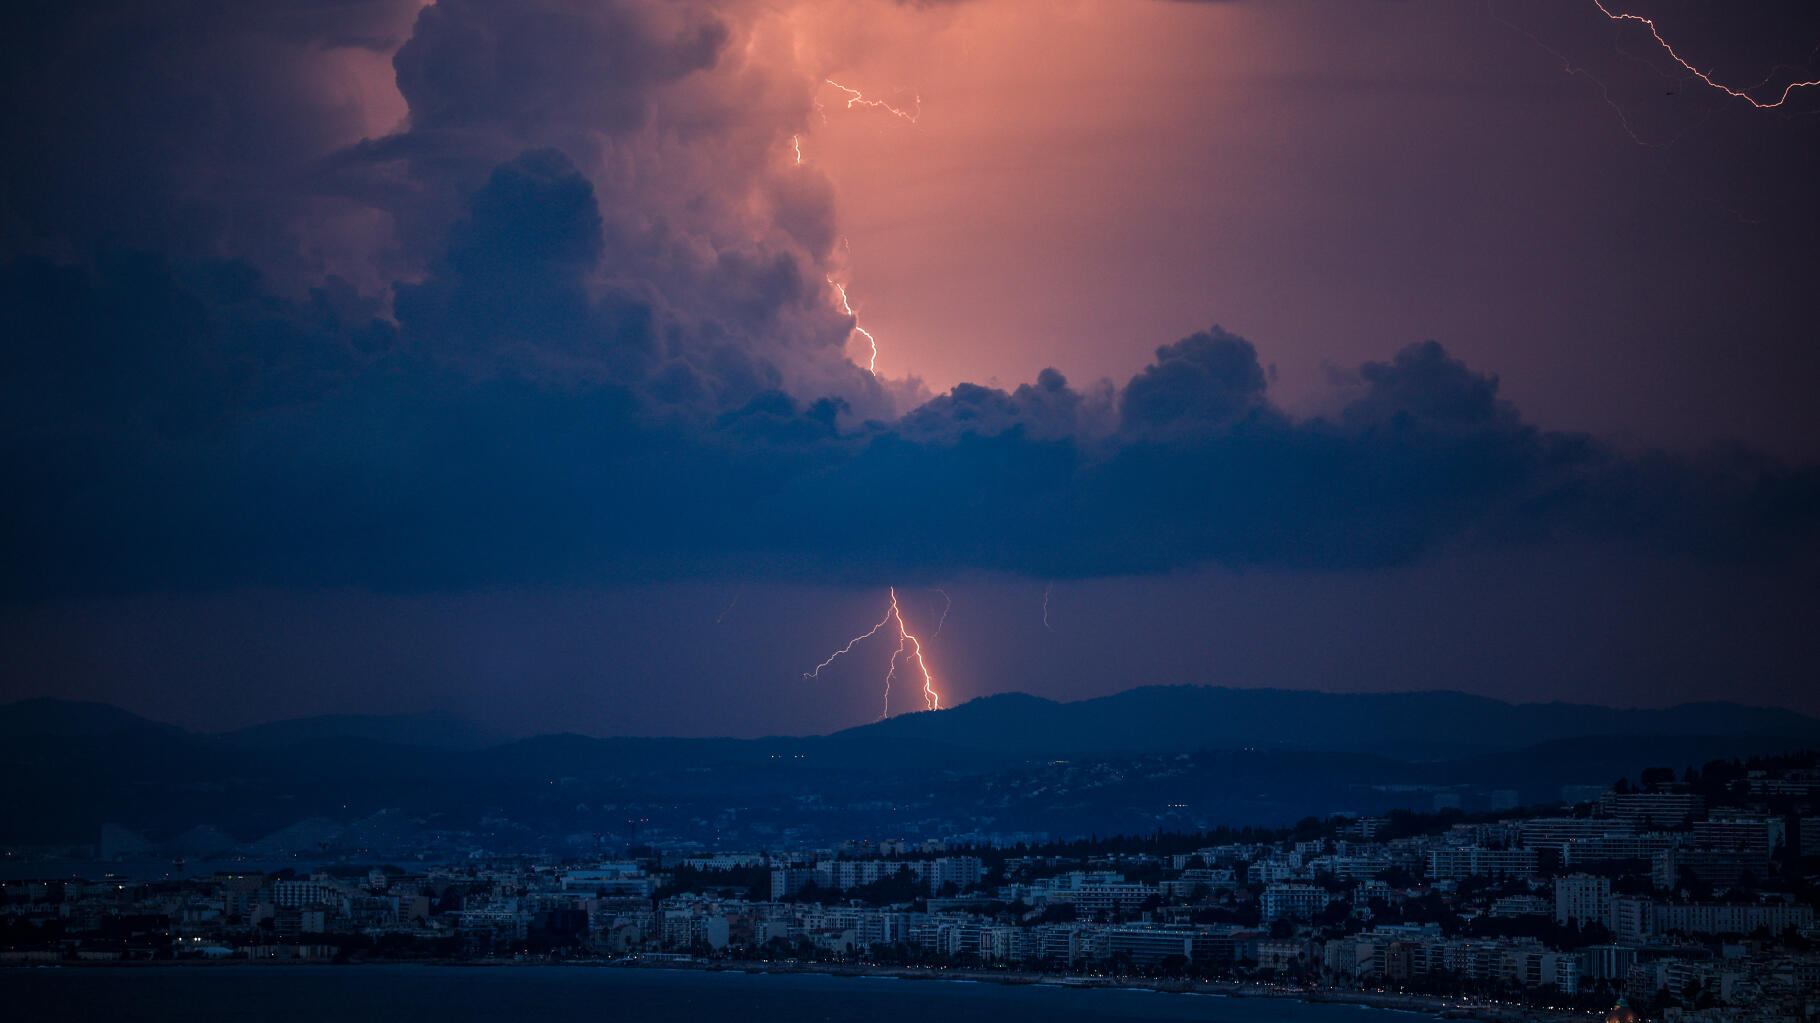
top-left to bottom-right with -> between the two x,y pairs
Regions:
3,965 -> 1436,1023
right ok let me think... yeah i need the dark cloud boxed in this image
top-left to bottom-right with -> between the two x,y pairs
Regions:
0,0 -> 421,280
393,0 -> 726,137
1120,327 -> 1271,432
5,235 -> 1812,596
334,0 -> 733,272
896,368 -> 1107,443
1341,341 -> 1513,430
390,148 -> 657,381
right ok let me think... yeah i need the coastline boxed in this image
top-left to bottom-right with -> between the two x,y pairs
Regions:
5,956 -> 1595,1021
674,960 -> 1592,1022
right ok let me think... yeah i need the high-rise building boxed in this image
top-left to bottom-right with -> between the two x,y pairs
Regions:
1260,883 -> 1326,922
1554,873 -> 1611,927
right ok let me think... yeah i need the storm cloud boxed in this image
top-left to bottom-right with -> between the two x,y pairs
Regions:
2,0 -> 1816,602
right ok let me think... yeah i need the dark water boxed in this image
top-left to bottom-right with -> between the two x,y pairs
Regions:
2,965 -> 1431,1023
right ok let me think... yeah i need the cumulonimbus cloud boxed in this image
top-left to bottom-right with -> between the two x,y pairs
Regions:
1,0 -> 1814,598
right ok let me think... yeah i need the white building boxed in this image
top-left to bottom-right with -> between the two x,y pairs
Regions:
1260,883 -> 1326,922
1554,873 -> 1611,927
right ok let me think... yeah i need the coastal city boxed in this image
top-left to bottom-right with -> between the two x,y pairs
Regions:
6,752 -> 1817,1022
7,0 -> 1820,1021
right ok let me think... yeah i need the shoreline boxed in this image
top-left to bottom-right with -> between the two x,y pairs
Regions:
5,956 -> 1595,1021
684,960 -> 1591,1021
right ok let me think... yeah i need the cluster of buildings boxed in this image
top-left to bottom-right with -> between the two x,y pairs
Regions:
4,759 -> 1818,1021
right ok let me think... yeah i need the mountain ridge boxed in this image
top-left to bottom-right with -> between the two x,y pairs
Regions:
5,685 -> 1817,757
1,688 -> 1813,851
831,684 -> 1820,759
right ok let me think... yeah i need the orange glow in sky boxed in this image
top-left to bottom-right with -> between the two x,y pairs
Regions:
777,0 -> 1264,398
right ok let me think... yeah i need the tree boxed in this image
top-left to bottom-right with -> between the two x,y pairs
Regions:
1156,953 -> 1190,977
1315,901 -> 1352,927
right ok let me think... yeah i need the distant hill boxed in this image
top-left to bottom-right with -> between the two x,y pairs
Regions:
12,687 -> 1810,759
1,690 -> 1814,852
1445,732 -> 1820,794
837,685 -> 1820,759
217,710 -> 512,752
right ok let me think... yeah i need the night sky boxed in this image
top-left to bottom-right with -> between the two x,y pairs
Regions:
3,0 -> 1817,737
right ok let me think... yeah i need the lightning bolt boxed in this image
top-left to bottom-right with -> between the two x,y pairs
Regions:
798,81 -> 921,376
1494,2 -> 1668,147
824,79 -> 921,123
1590,1 -> 1820,109
892,586 -> 941,714
929,588 -> 952,638
791,76 -> 944,718
828,278 -> 879,374
882,612 -> 904,719
1042,581 -> 1056,633
803,586 -> 941,719
803,602 -> 895,680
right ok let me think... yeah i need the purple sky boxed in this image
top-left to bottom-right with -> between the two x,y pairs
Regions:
2,0 -> 1817,736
